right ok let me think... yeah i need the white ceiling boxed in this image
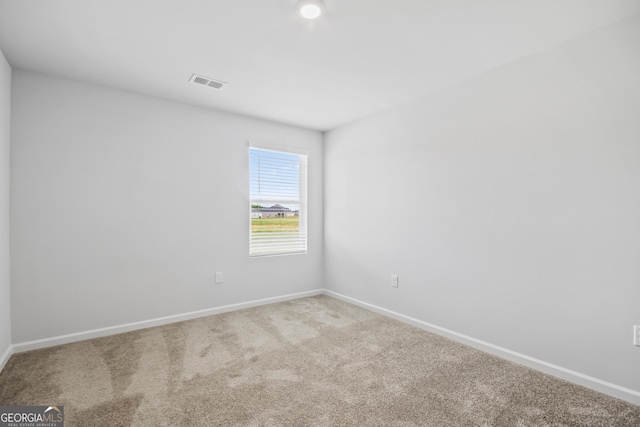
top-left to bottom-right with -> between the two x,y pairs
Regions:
1,1 -> 639,131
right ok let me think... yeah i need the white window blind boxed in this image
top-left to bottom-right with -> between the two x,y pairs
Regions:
249,148 -> 307,256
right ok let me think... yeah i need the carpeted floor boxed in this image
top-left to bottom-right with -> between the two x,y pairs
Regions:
0,295 -> 638,426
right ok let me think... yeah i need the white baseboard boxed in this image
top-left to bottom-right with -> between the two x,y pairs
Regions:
7,287 -> 639,406
0,344 -> 13,373
12,289 -> 323,354
323,289 -> 640,406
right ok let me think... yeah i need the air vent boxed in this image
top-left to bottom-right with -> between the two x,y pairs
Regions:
189,74 -> 227,90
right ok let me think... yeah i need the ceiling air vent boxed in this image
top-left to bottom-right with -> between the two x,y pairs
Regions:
189,74 -> 227,90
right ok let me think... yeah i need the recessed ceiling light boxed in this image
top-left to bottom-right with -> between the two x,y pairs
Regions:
296,0 -> 326,20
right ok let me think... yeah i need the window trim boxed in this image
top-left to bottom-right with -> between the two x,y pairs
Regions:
249,147 -> 308,257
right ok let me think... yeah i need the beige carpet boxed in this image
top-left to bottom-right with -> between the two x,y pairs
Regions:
0,295 -> 638,426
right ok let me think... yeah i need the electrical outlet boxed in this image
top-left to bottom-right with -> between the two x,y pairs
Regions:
634,325 -> 640,347
215,272 -> 223,284
391,275 -> 399,288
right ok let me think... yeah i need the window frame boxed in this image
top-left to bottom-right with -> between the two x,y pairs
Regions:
249,147 -> 308,257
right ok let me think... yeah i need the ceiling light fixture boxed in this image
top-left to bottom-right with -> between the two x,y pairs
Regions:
296,0 -> 326,20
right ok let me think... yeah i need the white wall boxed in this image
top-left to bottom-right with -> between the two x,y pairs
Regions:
325,16 -> 640,393
0,49 -> 11,362
10,71 -> 323,343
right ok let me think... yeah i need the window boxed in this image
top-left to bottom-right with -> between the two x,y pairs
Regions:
249,148 -> 307,256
